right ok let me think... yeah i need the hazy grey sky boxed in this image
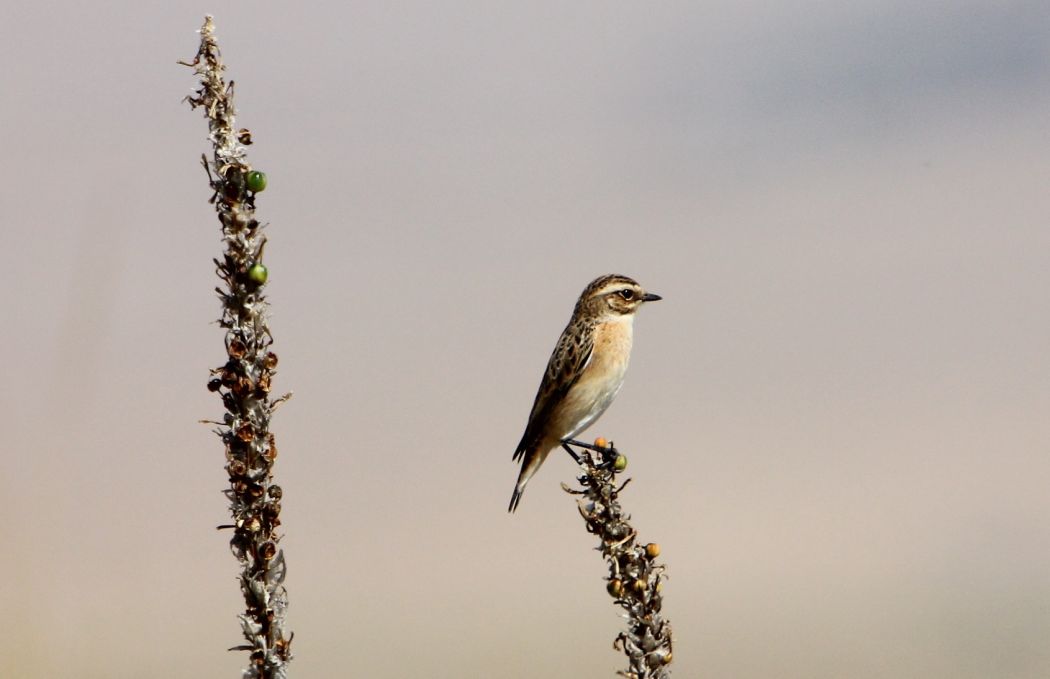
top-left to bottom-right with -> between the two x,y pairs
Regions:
2,2 -> 1048,677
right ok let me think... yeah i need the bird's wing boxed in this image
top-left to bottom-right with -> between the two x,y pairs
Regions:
513,325 -> 594,461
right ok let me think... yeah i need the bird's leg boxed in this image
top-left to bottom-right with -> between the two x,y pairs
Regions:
562,438 -> 607,453
561,441 -> 584,464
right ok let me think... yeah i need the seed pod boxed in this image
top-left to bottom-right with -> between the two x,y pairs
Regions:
248,263 -> 268,285
227,339 -> 247,359
246,170 -> 267,192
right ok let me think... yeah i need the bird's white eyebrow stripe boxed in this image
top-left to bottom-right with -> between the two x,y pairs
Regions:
593,281 -> 638,296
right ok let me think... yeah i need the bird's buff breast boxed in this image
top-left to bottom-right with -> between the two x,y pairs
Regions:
555,317 -> 634,439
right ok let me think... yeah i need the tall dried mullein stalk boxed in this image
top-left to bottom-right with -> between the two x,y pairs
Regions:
182,16 -> 292,678
563,441 -> 673,678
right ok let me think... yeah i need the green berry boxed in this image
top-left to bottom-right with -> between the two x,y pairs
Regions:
246,170 -> 267,192
248,263 -> 268,285
613,454 -> 628,472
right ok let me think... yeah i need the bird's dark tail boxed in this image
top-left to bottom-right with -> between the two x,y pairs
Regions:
508,445 -> 546,513
508,482 -> 526,513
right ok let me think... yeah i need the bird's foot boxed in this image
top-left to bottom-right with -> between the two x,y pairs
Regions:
562,438 -> 618,469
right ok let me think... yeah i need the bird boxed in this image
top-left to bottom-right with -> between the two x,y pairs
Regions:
509,274 -> 661,512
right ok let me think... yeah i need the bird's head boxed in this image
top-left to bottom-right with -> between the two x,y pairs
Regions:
576,274 -> 662,318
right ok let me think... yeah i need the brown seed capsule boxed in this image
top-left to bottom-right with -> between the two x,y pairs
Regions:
228,339 -> 247,359
593,437 -> 608,449
233,376 -> 252,396
247,517 -> 262,533
607,579 -> 624,597
237,423 -> 254,442
227,460 -> 247,477
259,541 -> 277,561
632,579 -> 648,595
645,543 -> 661,559
268,485 -> 283,500
264,352 -> 279,369
207,378 -> 223,392
256,372 -> 271,394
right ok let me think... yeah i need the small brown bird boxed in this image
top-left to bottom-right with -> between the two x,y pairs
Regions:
509,274 -> 661,512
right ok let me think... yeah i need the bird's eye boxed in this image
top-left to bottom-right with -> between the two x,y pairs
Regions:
618,289 -> 635,301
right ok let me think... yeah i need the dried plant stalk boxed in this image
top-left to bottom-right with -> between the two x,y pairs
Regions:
563,442 -> 673,678
182,16 -> 293,678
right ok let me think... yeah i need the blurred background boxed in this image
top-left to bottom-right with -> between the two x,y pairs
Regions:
2,2 -> 1048,677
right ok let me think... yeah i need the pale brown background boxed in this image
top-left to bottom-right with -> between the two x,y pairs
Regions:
2,2 -> 1048,678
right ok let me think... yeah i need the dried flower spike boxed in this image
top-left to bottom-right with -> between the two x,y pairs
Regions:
183,16 -> 292,678
563,442 -> 673,678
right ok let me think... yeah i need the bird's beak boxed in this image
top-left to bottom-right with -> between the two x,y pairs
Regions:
642,292 -> 662,302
